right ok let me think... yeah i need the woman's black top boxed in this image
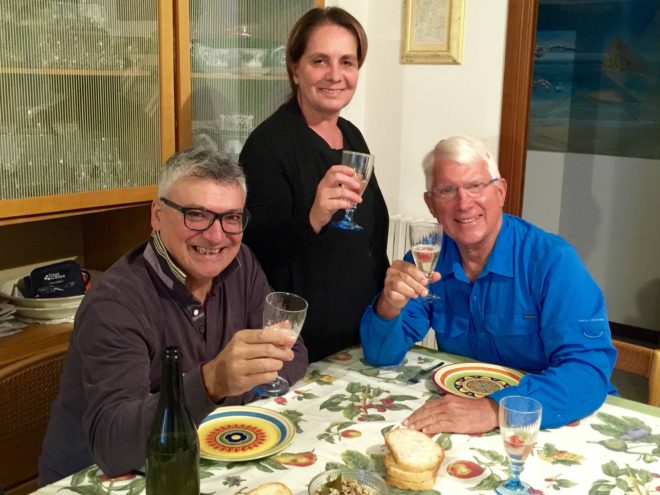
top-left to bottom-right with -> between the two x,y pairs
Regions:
240,97 -> 389,362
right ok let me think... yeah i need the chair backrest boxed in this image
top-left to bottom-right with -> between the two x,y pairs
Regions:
612,339 -> 660,407
0,342 -> 68,494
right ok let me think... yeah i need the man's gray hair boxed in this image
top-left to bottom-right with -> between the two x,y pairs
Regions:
157,146 -> 247,198
421,135 -> 501,190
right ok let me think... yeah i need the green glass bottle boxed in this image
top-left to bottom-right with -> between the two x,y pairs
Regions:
146,346 -> 200,495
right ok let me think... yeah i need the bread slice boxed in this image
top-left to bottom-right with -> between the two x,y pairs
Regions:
384,454 -> 437,482
386,474 -> 436,491
384,428 -> 444,473
246,482 -> 293,495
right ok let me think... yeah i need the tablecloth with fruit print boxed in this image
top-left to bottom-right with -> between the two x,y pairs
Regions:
33,346 -> 660,495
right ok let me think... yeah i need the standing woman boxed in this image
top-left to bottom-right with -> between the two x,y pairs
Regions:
240,7 -> 389,362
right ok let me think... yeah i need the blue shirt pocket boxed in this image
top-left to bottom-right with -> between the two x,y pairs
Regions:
482,313 -> 547,370
431,306 -> 471,355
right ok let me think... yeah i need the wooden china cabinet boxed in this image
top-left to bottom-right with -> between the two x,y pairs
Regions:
0,0 -> 325,358
0,0 -> 321,273
0,0 -> 323,358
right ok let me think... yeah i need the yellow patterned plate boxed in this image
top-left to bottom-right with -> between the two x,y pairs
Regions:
433,362 -> 524,399
198,406 -> 295,461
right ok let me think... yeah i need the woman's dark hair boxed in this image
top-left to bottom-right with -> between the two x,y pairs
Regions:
286,7 -> 368,95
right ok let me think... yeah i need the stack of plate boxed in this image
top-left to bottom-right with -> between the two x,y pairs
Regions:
0,277 -> 84,322
0,301 -> 17,322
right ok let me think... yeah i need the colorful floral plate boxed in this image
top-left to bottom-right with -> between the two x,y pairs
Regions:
198,406 -> 295,461
432,362 -> 524,399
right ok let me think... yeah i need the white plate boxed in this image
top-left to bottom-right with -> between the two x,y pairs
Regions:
14,303 -> 80,320
0,303 -> 16,318
0,277 -> 85,308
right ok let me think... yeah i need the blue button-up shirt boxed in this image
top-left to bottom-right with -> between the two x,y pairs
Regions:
360,214 -> 617,428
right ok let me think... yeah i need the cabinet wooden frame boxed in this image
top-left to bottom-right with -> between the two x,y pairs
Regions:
0,0 -> 176,225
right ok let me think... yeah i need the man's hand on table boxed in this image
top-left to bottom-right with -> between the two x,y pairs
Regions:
403,395 -> 499,434
201,328 -> 297,401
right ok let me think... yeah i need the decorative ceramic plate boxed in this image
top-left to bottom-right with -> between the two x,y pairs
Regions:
433,362 -> 524,399
198,406 -> 295,461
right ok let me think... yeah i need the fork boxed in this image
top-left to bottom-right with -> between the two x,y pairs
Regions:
408,361 -> 445,384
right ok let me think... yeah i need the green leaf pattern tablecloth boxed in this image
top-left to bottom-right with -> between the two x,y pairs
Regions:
33,347 -> 660,495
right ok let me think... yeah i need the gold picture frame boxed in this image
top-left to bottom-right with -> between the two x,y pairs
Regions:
400,0 -> 465,64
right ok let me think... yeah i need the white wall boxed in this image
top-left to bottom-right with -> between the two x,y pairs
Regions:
524,152 -> 660,331
328,0 -> 509,218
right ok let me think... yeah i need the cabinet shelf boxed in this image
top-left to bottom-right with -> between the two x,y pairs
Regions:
0,67 -> 152,77
191,70 -> 287,81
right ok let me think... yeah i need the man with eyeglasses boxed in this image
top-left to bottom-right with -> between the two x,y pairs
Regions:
39,147 -> 308,484
360,135 -> 616,434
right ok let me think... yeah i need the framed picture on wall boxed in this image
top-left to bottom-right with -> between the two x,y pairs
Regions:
400,0 -> 465,64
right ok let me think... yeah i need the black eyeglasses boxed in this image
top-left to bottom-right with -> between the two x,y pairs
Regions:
160,197 -> 250,234
426,178 -> 500,203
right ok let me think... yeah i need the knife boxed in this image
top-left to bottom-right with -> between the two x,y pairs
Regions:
408,361 -> 445,384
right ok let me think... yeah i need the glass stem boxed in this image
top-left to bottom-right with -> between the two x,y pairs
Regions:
343,205 -> 357,222
505,459 -> 525,489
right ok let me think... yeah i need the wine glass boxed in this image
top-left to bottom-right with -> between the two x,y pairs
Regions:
496,396 -> 542,495
253,291 -> 308,397
331,150 -> 375,231
408,221 -> 443,300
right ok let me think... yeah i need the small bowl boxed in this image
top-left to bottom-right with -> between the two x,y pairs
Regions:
308,468 -> 388,495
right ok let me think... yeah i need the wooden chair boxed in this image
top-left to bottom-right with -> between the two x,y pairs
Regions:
612,339 -> 660,407
0,342 -> 68,495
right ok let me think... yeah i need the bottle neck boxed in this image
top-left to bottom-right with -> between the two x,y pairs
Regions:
158,346 -> 185,409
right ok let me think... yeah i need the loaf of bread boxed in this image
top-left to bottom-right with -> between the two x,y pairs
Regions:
383,428 -> 443,491
246,482 -> 293,495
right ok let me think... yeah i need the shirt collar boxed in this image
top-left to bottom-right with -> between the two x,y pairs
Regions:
438,214 -> 514,281
146,230 -> 242,300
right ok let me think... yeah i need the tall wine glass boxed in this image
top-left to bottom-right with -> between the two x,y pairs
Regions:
254,292 -> 308,397
331,150 -> 375,231
496,396 -> 542,495
408,221 -> 443,300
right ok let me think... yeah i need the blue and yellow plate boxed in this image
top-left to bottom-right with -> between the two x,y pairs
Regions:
198,406 -> 295,461
433,362 -> 524,399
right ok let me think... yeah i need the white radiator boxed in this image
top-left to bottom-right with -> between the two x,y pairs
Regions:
387,214 -> 438,350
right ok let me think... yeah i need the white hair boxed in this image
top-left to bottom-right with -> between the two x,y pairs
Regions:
421,135 -> 500,190
157,146 -> 247,198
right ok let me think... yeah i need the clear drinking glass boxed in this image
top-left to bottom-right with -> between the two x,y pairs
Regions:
496,396 -> 543,495
331,150 -> 375,231
253,292 -> 308,397
408,221 -> 443,300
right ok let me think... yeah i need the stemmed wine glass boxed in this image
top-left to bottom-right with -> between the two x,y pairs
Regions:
253,291 -> 308,397
331,150 -> 375,231
408,221 -> 443,300
496,396 -> 543,495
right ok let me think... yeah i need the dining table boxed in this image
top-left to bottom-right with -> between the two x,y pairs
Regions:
31,345 -> 660,495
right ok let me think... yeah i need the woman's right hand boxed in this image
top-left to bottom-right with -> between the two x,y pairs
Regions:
309,164 -> 364,233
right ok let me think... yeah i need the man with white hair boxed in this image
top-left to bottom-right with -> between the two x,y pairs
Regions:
360,135 -> 616,434
39,147 -> 308,484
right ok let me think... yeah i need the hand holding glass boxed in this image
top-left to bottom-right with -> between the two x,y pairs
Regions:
331,150 -> 374,231
408,221 -> 443,300
253,292 -> 308,397
496,395 -> 542,495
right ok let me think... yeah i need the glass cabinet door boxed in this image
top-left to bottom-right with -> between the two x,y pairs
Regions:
179,0 -> 321,156
0,0 -> 172,220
